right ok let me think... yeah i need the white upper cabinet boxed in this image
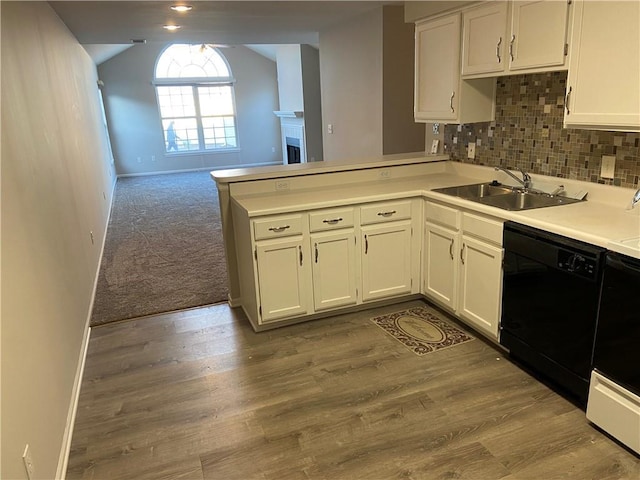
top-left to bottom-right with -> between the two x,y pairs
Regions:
564,0 -> 640,132
509,1 -> 569,71
415,13 -> 495,124
462,2 -> 508,76
462,0 -> 570,78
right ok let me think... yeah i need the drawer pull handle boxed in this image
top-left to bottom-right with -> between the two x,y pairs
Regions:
322,217 -> 343,225
509,34 -> 515,62
268,225 -> 290,233
377,210 -> 397,218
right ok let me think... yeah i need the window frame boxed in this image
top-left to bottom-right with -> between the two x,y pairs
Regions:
153,45 -> 240,155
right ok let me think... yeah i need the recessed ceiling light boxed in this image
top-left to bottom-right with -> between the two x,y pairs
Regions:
170,5 -> 193,12
163,25 -> 182,31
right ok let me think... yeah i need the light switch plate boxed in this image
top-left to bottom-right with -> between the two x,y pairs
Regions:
601,155 -> 616,179
430,139 -> 439,154
468,142 -> 476,159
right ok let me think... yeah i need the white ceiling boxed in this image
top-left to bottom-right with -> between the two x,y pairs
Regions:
50,1 -> 400,46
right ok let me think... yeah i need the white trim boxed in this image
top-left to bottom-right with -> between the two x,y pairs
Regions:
56,325 -> 91,479
274,110 -> 304,118
55,176 -> 116,478
117,161 -> 281,178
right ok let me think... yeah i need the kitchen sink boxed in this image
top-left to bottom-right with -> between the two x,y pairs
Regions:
433,182 -> 584,211
433,183 -> 514,199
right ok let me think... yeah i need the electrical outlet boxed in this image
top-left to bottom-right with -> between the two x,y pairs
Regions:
379,169 -> 391,179
601,155 -> 616,179
327,124 -> 334,134
271,147 -> 276,153
430,139 -> 440,154
136,156 -> 142,163
23,444 -> 34,480
90,231 -> 94,245
151,155 -> 156,162
275,180 -> 290,191
468,142 -> 476,159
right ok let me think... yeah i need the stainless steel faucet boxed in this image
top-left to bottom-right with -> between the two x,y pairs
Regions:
632,188 -> 640,209
495,166 -> 532,190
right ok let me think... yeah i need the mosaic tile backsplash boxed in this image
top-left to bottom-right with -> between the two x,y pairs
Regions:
444,71 -> 640,188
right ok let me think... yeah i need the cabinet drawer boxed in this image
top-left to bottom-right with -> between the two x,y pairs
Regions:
309,208 -> 355,232
462,211 -> 503,245
425,201 -> 460,230
253,214 -> 304,241
360,200 -> 412,225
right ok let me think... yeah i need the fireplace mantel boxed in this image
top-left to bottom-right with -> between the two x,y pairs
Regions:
273,110 -> 304,118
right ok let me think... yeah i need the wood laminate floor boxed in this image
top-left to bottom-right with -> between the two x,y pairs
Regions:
67,300 -> 640,479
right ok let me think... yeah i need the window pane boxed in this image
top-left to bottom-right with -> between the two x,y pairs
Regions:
202,116 -> 236,149
198,86 -> 234,116
162,118 -> 199,152
157,86 -> 196,118
155,44 -> 231,79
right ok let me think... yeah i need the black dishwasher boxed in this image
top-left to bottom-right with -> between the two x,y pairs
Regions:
501,221 -> 606,405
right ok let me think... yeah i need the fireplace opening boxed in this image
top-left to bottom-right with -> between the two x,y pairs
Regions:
286,137 -> 301,164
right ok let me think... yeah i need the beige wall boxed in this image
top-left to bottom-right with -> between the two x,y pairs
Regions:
382,5 -> 426,155
320,8 -> 384,161
276,45 -> 305,111
1,3 -> 116,478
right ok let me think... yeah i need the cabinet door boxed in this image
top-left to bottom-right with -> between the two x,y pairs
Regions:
361,221 -> 412,302
458,235 -> 503,338
509,0 -> 569,71
256,237 -> 310,323
462,2 -> 508,76
565,0 -> 640,131
311,230 -> 357,311
424,222 -> 458,310
415,14 -> 461,122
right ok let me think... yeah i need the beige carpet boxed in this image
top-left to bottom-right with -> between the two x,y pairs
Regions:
90,171 -> 228,326
371,306 -> 474,355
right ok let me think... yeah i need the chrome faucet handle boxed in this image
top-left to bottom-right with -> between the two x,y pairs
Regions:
632,188 -> 640,208
519,169 -> 532,189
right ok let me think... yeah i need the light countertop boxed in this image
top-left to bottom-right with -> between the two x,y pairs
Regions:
226,160 -> 640,259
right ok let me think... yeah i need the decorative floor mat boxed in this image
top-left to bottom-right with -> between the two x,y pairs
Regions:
371,306 -> 475,356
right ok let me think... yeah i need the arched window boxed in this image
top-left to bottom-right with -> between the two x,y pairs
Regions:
155,44 -> 237,153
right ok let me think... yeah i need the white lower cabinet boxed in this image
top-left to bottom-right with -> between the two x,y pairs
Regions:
311,230 -> 357,311
424,222 -> 458,310
361,221 -> 413,302
458,234 -> 503,338
255,237 -> 312,323
423,201 -> 504,339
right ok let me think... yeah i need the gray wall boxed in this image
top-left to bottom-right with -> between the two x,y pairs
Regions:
1,3 -> 116,478
98,44 -> 281,175
301,45 -> 324,162
382,5 -> 426,155
320,8 -> 384,161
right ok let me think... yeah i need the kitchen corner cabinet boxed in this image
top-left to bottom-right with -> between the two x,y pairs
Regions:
564,0 -> 640,132
462,0 -> 570,78
423,201 -> 504,339
414,13 -> 495,124
360,200 -> 416,302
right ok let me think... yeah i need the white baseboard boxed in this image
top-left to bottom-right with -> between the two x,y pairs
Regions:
56,175 -> 116,478
55,325 -> 91,479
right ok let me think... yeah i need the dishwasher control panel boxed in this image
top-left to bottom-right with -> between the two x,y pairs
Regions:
557,250 -> 598,279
